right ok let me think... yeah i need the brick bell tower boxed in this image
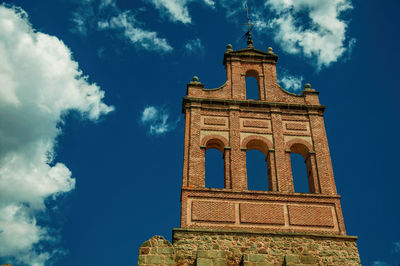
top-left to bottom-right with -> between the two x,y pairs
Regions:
138,42 -> 361,265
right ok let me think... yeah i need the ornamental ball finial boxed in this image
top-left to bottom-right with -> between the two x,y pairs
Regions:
192,76 -> 199,82
305,83 -> 311,89
268,47 -> 273,53
226,44 -> 233,51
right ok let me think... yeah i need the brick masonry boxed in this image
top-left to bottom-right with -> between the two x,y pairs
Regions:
179,45 -> 344,234
138,44 -> 361,265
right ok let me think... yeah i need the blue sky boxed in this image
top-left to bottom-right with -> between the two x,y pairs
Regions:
0,0 -> 399,265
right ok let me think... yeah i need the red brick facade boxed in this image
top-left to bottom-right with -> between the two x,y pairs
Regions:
180,45 -> 346,235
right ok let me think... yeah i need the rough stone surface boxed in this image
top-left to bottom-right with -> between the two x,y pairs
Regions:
138,236 -> 175,266
137,229 -> 361,265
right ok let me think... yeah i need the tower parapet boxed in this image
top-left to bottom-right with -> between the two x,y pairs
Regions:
182,44 -> 342,235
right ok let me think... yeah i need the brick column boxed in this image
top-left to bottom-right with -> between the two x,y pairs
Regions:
267,149 -> 278,191
188,105 -> 205,187
306,153 -> 321,193
258,75 -> 266,101
271,107 -> 291,192
308,111 -> 337,195
182,110 -> 190,187
231,61 -> 245,100
224,148 -> 232,189
229,106 -> 246,190
285,151 -> 295,192
263,63 -> 278,102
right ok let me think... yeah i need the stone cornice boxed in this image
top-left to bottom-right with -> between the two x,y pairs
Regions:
173,228 -> 358,240
223,47 -> 278,65
182,97 -> 326,114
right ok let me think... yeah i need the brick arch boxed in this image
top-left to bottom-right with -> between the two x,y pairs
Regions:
201,134 -> 229,152
285,138 -> 314,158
245,69 -> 259,78
241,135 -> 273,156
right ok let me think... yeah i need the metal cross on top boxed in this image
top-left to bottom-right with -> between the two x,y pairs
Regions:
245,5 -> 255,47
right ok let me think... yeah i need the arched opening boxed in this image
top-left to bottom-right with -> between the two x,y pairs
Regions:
290,153 -> 309,193
245,70 -> 260,100
204,138 -> 225,189
288,142 -> 317,193
246,149 -> 269,191
205,148 -> 224,189
245,138 -> 272,191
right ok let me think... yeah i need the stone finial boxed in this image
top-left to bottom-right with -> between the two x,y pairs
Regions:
189,75 -> 202,85
226,44 -> 233,51
304,83 -> 316,92
268,47 -> 273,54
247,33 -> 253,48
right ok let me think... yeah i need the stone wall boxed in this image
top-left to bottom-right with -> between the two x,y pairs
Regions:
138,236 -> 175,265
137,228 -> 361,266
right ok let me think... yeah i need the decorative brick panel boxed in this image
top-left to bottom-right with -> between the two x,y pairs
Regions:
191,201 -> 235,223
288,205 -> 334,227
203,117 -> 227,126
243,119 -> 269,129
239,203 -> 285,225
285,122 -> 308,131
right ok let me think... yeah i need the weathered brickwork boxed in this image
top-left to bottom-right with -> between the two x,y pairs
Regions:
138,44 -> 361,265
138,229 -> 361,266
179,45 -> 347,234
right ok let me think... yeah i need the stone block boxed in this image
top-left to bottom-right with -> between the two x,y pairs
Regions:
164,255 -> 175,265
208,250 -> 226,259
196,258 -> 213,266
255,263 -> 275,266
148,255 -> 164,264
213,258 -> 228,266
138,255 -> 146,264
300,255 -> 318,264
249,254 -> 267,262
158,247 -> 175,254
284,254 -> 300,264
196,250 -> 208,258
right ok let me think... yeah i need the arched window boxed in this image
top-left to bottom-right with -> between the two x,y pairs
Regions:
245,138 -> 273,191
245,70 -> 260,100
290,153 -> 309,193
205,148 -> 224,189
288,142 -> 318,193
204,138 -> 226,189
246,149 -> 269,191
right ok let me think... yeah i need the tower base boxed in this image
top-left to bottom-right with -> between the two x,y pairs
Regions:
138,228 -> 361,265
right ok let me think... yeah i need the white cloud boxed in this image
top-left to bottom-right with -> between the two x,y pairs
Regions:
257,0 -> 354,69
70,0 -> 95,35
141,106 -> 178,135
150,0 -> 192,24
278,72 -> 304,92
71,12 -> 88,35
219,0 -> 244,20
394,241 -> 400,253
142,106 -> 159,122
147,0 -> 215,24
72,0 -> 172,52
0,5 -> 113,265
98,11 -> 172,52
184,37 -> 204,54
373,261 -> 391,266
